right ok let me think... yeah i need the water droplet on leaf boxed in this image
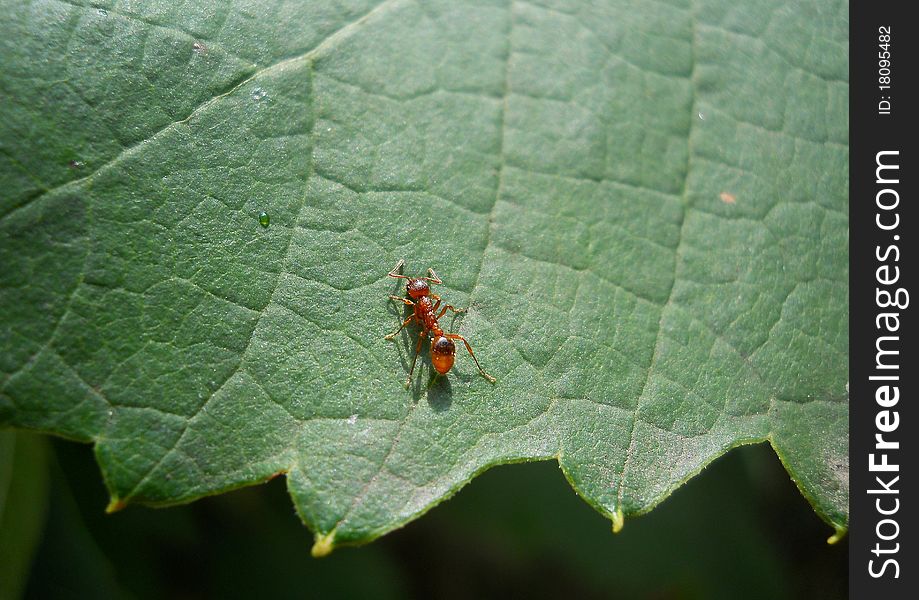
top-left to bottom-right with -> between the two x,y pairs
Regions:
251,87 -> 268,102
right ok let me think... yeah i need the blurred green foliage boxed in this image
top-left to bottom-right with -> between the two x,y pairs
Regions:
16,438 -> 844,599
0,432 -> 49,599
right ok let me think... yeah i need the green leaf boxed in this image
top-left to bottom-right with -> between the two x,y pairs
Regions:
0,0 -> 848,553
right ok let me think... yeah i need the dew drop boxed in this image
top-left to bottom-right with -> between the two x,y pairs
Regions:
251,87 -> 268,102
698,111 -> 705,121
347,414 -> 358,425
258,211 -> 270,227
97,8 -> 107,16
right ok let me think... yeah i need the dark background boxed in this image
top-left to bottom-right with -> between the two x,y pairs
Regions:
20,437 -> 845,600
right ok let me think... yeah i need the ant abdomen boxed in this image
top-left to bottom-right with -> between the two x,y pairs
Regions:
431,336 -> 456,374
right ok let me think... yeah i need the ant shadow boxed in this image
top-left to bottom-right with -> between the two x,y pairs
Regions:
425,372 -> 452,412
385,277 -> 466,410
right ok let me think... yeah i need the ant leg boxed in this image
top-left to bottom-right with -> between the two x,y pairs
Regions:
385,315 -> 415,340
389,295 -> 415,306
423,268 -> 443,285
429,294 -> 467,319
445,334 -> 496,383
436,304 -> 467,319
387,259 -> 411,280
406,329 -> 425,388
430,294 -> 467,319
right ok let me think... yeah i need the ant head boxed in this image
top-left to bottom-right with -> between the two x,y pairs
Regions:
430,336 -> 456,374
406,278 -> 430,299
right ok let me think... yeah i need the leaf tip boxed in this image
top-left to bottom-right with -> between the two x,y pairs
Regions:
611,507 -> 625,534
105,497 -> 126,514
827,527 -> 847,545
311,532 -> 336,558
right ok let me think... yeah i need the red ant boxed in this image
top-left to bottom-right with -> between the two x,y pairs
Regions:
385,259 -> 496,387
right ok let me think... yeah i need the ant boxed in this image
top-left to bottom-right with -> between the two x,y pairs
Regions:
384,259 -> 496,387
